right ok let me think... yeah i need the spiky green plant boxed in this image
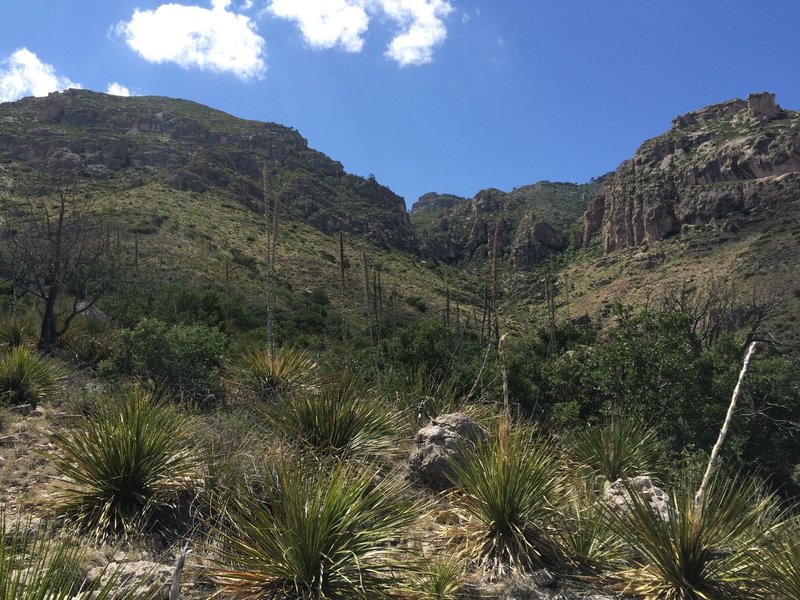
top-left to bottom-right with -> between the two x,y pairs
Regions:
0,345 -> 60,406
0,314 -> 36,349
211,458 -> 419,599
566,415 -> 664,484
0,511 -> 156,599
450,422 -> 564,575
51,387 -> 199,538
555,486 -> 627,575
605,475 -> 776,599
59,322 -> 113,366
237,345 -> 317,399
758,518 -> 800,599
403,556 -> 466,600
265,372 -> 397,459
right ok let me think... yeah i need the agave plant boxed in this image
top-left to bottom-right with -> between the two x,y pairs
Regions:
566,414 -> 665,484
605,474 -> 777,599
265,372 -> 397,459
211,458 -> 419,599
0,345 -> 60,406
450,422 -> 564,576
237,345 -> 317,399
0,511 -> 156,599
51,387 -> 199,539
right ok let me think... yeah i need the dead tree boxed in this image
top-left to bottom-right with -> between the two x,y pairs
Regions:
0,182 -> 123,352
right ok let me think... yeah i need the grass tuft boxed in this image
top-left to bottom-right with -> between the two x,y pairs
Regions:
237,345 -> 317,399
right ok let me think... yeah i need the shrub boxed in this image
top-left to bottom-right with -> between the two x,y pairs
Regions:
758,518 -> 800,598
100,318 -> 228,403
51,387 -> 199,538
0,346 -> 59,407
451,422 -> 564,575
237,345 -> 317,399
212,458 -> 418,599
605,474 -> 777,599
265,373 -> 397,460
0,313 -> 37,349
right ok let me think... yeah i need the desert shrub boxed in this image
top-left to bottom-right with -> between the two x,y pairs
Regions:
265,372 -> 397,460
237,345 -> 317,399
51,387 -> 199,538
0,312 -> 37,349
212,458 -> 418,599
605,474 -> 777,599
451,422 -> 564,575
57,317 -> 113,367
758,518 -> 800,598
100,318 -> 228,403
0,346 -> 60,407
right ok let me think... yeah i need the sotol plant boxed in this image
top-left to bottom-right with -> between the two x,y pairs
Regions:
51,387 -> 199,538
212,457 -> 419,599
0,345 -> 60,407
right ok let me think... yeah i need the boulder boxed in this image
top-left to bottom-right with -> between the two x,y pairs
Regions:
408,412 -> 489,491
604,475 -> 670,522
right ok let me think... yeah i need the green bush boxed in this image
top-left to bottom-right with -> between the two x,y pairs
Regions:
100,318 -> 228,403
51,387 -> 199,538
0,346 -> 59,407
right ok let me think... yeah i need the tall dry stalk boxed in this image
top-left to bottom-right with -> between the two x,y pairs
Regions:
694,341 -> 759,509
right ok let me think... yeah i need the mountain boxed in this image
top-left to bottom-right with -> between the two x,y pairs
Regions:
411,180 -> 604,268
580,92 -> 800,252
0,89 -> 416,252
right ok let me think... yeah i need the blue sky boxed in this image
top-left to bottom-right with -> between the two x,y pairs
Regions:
1,1 -> 799,208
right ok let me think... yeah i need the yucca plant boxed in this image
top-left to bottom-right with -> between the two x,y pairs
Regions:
211,458 -> 419,599
237,345 -> 317,399
605,474 -> 777,599
0,345 -> 60,406
403,556 -> 466,600
265,372 -> 397,459
757,518 -> 800,599
566,414 -> 664,484
59,321 -> 113,366
450,422 -> 564,576
51,387 -> 199,539
0,511 -> 156,599
0,314 -> 36,349
555,485 -> 627,575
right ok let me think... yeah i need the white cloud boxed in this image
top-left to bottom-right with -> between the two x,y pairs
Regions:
380,0 -> 453,66
266,0 -> 452,65
0,48 -> 81,102
106,82 -> 131,96
268,0 -> 369,52
116,1 -> 266,80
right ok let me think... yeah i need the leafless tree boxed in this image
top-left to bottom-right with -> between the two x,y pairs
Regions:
0,180 -> 123,352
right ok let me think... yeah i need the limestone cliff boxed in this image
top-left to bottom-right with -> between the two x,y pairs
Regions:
581,93 -> 800,252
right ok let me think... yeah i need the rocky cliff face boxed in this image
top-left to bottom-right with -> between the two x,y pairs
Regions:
411,181 -> 598,269
581,93 -> 800,252
0,89 -> 416,252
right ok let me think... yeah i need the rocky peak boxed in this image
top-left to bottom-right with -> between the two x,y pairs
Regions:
581,93 -> 800,252
410,192 -> 466,215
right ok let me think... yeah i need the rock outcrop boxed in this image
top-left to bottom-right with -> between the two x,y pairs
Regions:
581,93 -> 800,252
605,475 -> 670,521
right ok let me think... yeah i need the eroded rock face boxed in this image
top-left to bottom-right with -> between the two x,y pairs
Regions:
408,412 -> 489,491
581,93 -> 800,252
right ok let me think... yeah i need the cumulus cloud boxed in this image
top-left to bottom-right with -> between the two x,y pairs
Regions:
106,82 -> 131,96
268,0 -> 369,52
380,0 -> 453,66
116,0 -> 266,80
267,0 -> 452,65
0,48 -> 81,102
